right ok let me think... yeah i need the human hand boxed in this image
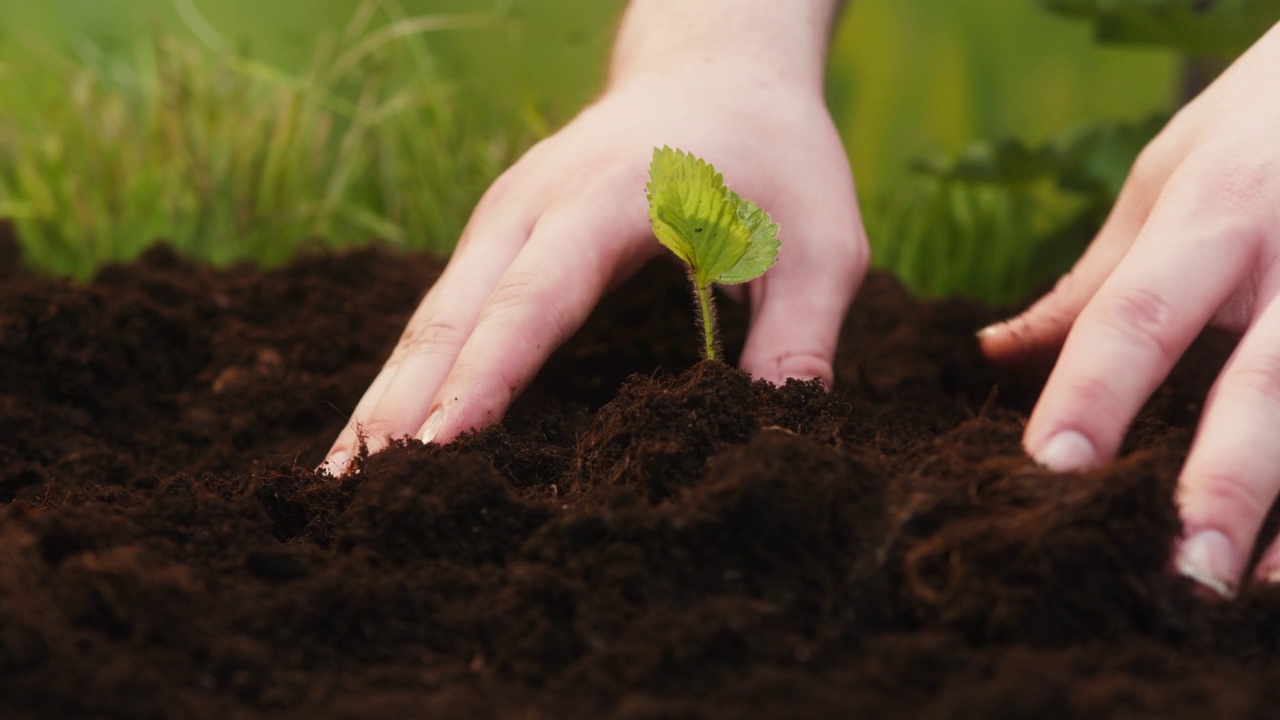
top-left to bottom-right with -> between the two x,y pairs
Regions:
978,22 -> 1280,597
322,34 -> 867,474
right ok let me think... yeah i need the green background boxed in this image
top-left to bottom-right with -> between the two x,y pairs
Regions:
0,0 -> 1196,298
0,0 -> 1178,198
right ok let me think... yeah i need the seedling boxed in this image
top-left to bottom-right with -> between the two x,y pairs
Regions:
646,146 -> 780,360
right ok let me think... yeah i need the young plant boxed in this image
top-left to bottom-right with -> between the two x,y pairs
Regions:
646,146 -> 780,360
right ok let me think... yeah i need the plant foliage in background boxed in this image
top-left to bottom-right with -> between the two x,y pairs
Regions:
0,0 -> 1276,302
1043,0 -> 1280,56
875,0 -> 1279,303
882,114 -> 1167,302
0,1 -> 532,276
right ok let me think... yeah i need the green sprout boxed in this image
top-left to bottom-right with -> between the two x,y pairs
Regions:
646,146 -> 780,360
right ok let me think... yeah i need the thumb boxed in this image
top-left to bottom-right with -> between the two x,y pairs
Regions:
738,196 -> 868,387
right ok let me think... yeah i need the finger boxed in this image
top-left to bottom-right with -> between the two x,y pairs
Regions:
1021,173 -> 1259,473
320,208 -> 532,473
416,180 -> 655,445
1176,289 -> 1280,597
737,173 -> 867,387
978,181 -> 1149,371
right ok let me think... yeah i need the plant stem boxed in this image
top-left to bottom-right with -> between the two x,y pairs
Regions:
695,279 -> 717,360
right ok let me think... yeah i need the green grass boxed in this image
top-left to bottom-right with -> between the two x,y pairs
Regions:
0,1 -> 622,128
0,0 -> 1188,299
0,3 -> 532,276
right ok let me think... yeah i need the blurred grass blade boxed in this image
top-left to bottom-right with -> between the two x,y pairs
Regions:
0,5 -> 536,277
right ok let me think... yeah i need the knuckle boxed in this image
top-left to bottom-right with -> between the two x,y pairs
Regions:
794,228 -> 869,298
350,416 -> 402,446
1193,153 -> 1280,215
1060,373 -> 1127,426
1049,270 -> 1078,299
1189,469 -> 1273,523
1093,287 -> 1180,365
1228,353 -> 1280,407
388,318 -> 468,366
1127,143 -> 1170,200
1123,125 -> 1197,205
804,243 -> 866,300
836,235 -> 870,281
1026,272 -> 1084,328
475,168 -> 522,213
483,271 -> 575,345
329,426 -> 358,452
483,271 -> 540,319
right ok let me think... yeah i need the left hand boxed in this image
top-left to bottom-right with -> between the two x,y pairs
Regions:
979,21 -> 1280,598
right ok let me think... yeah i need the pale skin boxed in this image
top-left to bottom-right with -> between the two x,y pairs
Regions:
982,21 -> 1280,598
324,2 -> 1280,598
322,0 -> 863,462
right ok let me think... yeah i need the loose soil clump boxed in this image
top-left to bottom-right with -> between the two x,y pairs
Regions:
2,220 -> 1278,719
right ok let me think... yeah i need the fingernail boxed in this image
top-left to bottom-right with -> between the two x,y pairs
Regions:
419,409 -> 445,445
976,322 -> 1002,339
318,450 -> 349,477
1175,529 -> 1237,599
1258,563 -> 1280,586
1033,430 -> 1098,472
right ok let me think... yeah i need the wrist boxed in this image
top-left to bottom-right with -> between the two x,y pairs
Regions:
608,0 -> 842,95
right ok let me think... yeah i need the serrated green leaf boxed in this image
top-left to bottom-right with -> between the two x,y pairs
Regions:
716,192 -> 780,284
646,146 -> 779,287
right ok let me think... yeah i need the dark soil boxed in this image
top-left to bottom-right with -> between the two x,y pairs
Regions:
2,218 -> 1278,719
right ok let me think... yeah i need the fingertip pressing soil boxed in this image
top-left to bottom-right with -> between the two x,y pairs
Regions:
2,232 -> 1278,719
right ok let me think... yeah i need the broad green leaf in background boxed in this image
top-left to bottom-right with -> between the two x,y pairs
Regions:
912,113 -> 1167,200
894,0 -> 1280,303
1042,0 -> 1280,57
893,113 -> 1168,302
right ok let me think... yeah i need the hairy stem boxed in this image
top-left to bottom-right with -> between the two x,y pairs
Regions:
693,278 -> 718,360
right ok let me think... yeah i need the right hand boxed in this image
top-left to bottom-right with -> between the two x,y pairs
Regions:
322,57 -> 869,473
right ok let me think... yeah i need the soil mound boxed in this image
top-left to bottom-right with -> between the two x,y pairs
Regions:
1,243 -> 1276,719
